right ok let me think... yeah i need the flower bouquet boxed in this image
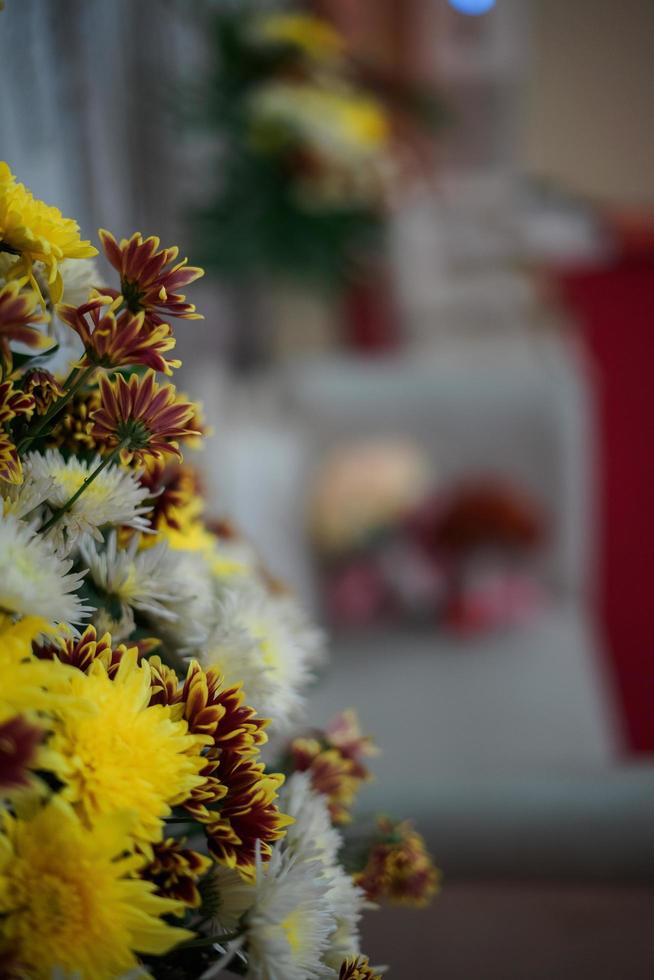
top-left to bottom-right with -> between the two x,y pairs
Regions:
0,162 -> 437,979
193,6 -> 391,290
193,5 -> 442,293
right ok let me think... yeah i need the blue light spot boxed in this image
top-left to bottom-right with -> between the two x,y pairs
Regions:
448,0 -> 496,14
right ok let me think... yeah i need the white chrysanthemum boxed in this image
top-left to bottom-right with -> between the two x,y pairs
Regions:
26,450 -> 152,552
58,256 -> 100,307
0,512 -> 90,626
245,846 -> 335,980
278,772 -> 341,867
80,532 -> 180,623
323,865 -> 366,969
33,256 -> 99,310
1,470 -> 53,520
159,548 -> 220,650
19,258 -> 98,380
203,583 -> 325,730
207,865 -> 256,936
278,773 -> 365,969
211,535 -> 260,584
92,604 -> 136,645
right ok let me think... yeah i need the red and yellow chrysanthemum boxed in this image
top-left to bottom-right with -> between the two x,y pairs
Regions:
21,368 -> 64,415
147,656 -> 289,877
45,382 -> 103,454
0,379 -> 35,483
91,370 -> 200,464
33,623 -> 126,677
203,752 -> 292,880
140,837 -> 212,912
354,816 -> 440,908
339,955 -> 383,980
290,711 -> 377,824
290,737 -> 361,824
0,279 -> 50,370
138,460 -> 203,536
99,229 -> 204,330
58,295 -> 181,375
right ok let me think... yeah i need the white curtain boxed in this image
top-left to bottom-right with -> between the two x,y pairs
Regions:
0,0 -> 195,246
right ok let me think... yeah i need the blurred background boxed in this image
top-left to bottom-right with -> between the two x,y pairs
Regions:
2,0 -> 654,976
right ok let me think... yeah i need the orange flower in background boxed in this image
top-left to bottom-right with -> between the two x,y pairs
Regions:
99,229 -> 204,330
0,279 -> 50,369
58,295 -> 181,375
92,370 -> 200,464
339,955 -> 382,980
354,816 -> 440,908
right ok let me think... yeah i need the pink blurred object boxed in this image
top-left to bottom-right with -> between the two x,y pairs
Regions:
444,569 -> 547,636
377,537 -> 447,616
326,559 -> 389,627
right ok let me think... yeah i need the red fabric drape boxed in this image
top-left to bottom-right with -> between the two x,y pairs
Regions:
559,252 -> 654,752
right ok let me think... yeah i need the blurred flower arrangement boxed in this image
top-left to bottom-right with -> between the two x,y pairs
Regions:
192,4 -> 441,291
0,163 -> 438,978
310,440 -> 547,634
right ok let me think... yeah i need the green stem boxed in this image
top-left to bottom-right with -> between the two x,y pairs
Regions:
177,931 -> 242,950
40,439 -> 128,533
17,362 -> 96,454
60,364 -> 81,390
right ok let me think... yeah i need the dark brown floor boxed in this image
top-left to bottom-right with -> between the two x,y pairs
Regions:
362,881 -> 654,979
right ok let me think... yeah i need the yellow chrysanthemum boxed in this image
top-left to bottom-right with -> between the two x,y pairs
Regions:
0,161 -> 97,303
154,506 -> 251,581
253,12 -> 345,62
45,648 -> 210,842
163,516 -> 216,554
0,613 -> 46,656
0,616 -> 68,794
0,615 -> 68,717
0,798 -> 192,980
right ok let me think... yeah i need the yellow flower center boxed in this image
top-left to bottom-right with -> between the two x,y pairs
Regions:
281,907 -> 304,955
